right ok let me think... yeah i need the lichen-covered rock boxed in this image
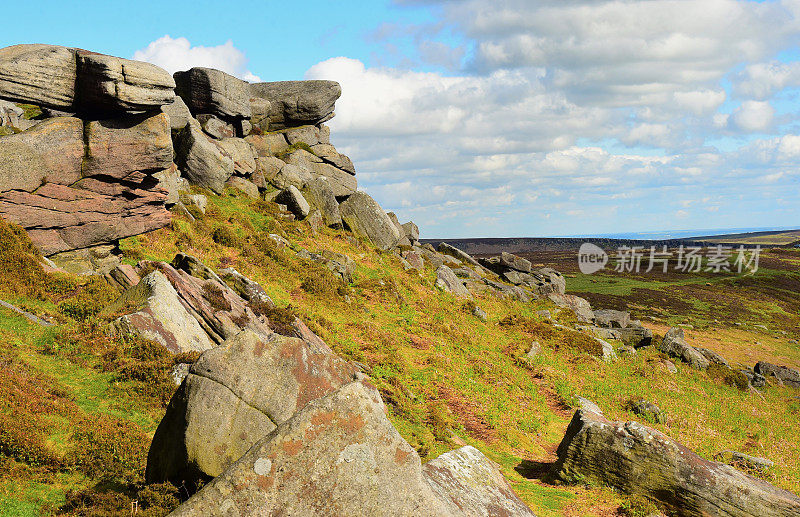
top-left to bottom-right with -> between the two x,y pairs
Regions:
276,185 -> 310,219
550,409 -> 800,517
0,44 -> 77,110
168,380 -> 452,517
216,137 -> 257,176
423,446 -> 537,517
339,192 -> 401,250
146,328 -> 359,485
249,80 -> 341,129
303,177 -> 342,228
109,271 -> 215,354
174,67 -> 252,122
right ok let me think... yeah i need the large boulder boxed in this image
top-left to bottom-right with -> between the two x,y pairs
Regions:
109,271 -> 215,354
0,44 -> 77,110
283,148 -> 356,197
174,67 -> 251,122
0,44 -> 175,114
438,242 -> 481,267
550,409 -> 800,517
435,265 -> 472,299
657,327 -> 710,370
593,309 -> 630,329
548,293 -> 595,323
275,185 -> 310,219
174,120 -> 234,194
146,329 -> 359,485
249,80 -> 341,129
168,381 -> 452,517
75,51 -> 175,114
339,192 -> 402,250
423,446 -> 537,517
162,95 -> 192,131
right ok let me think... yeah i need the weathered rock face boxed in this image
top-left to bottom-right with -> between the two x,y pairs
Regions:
0,44 -> 175,114
592,309 -> 630,329
0,112 -> 173,255
249,80 -> 341,129
303,177 -> 342,228
174,120 -> 234,194
657,327 -> 709,370
75,51 -> 175,114
423,446 -> 537,517
339,192 -> 402,250
168,380 -> 452,517
174,67 -> 251,123
109,271 -> 215,354
550,409 -> 800,517
146,329 -> 359,485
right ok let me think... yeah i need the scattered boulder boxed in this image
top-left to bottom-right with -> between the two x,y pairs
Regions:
498,252 -> 531,273
402,250 -> 424,270
575,396 -> 603,415
657,327 -> 710,370
174,67 -> 251,124
755,361 -> 800,388
339,192 -> 401,250
716,450 -> 775,473
108,271 -> 215,354
147,328 -> 359,485
471,305 -> 488,321
550,409 -> 800,517
741,367 -> 766,388
423,446 -> 537,517
402,221 -> 420,242
225,177 -> 260,199
627,399 -> 665,424
438,242 -> 481,267
593,309 -> 630,329
249,80 -> 341,129
526,341 -> 542,361
695,346 -> 729,367
435,265 -> 472,299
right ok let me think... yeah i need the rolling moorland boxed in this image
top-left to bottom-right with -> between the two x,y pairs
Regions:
0,44 -> 799,517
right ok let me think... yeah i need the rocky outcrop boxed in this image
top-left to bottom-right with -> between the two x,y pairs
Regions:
550,409 -> 800,517
303,177 -> 342,228
249,80 -> 340,129
423,446 -> 537,517
146,329 -> 359,485
657,327 -> 710,370
339,192 -> 401,250
174,119 -> 234,194
593,309 -> 630,329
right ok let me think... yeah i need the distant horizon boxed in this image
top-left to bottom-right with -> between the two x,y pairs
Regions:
423,225 -> 800,242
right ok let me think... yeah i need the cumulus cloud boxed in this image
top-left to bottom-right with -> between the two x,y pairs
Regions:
133,35 -> 261,82
733,61 -> 800,99
731,100 -> 774,132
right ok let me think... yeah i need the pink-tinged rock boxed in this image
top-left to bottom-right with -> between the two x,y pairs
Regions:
0,182 -> 170,255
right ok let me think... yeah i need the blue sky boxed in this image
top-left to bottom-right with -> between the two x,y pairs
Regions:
3,0 -> 800,238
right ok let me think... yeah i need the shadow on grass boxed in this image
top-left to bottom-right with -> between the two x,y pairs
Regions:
515,459 -> 555,480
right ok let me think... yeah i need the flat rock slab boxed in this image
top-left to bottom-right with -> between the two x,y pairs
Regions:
249,80 -> 340,129
550,409 -> 800,517
174,67 -> 251,121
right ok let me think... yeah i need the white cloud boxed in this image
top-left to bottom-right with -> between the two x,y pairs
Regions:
734,61 -> 800,99
731,100 -> 774,132
133,35 -> 261,82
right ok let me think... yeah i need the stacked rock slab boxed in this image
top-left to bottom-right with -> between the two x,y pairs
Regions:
0,45 -> 177,256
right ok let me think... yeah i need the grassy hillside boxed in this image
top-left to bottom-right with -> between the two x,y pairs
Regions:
1,189 -> 799,516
